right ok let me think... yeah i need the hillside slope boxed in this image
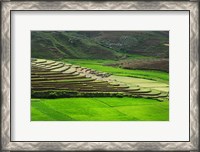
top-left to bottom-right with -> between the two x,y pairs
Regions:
31,58 -> 168,100
31,31 -> 169,60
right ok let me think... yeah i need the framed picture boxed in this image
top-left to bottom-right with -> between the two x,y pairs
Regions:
1,0 -> 199,151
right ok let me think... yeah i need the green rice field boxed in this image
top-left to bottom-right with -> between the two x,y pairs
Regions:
32,97 -> 169,121
62,59 -> 169,83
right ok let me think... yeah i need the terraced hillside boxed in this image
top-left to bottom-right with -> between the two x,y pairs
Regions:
31,59 -> 168,101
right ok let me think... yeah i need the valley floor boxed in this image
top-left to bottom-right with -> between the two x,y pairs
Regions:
31,97 -> 169,121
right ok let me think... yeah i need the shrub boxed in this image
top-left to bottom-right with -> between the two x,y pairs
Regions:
31,90 -> 79,98
31,90 -> 126,98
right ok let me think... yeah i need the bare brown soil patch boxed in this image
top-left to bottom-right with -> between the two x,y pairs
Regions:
105,59 -> 169,72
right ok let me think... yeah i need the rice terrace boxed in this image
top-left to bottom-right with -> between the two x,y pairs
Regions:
31,31 -> 169,121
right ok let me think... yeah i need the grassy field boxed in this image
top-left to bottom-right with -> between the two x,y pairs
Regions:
62,59 -> 169,83
31,97 -> 169,121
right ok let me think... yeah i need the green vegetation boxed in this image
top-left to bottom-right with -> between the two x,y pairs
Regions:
63,59 -> 169,83
31,31 -> 169,121
32,90 -> 124,98
31,58 -> 169,121
31,59 -> 169,99
31,59 -> 169,121
31,97 -> 169,121
31,31 -> 169,60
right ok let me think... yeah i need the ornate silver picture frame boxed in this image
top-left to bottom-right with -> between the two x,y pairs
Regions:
1,1 -> 199,151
